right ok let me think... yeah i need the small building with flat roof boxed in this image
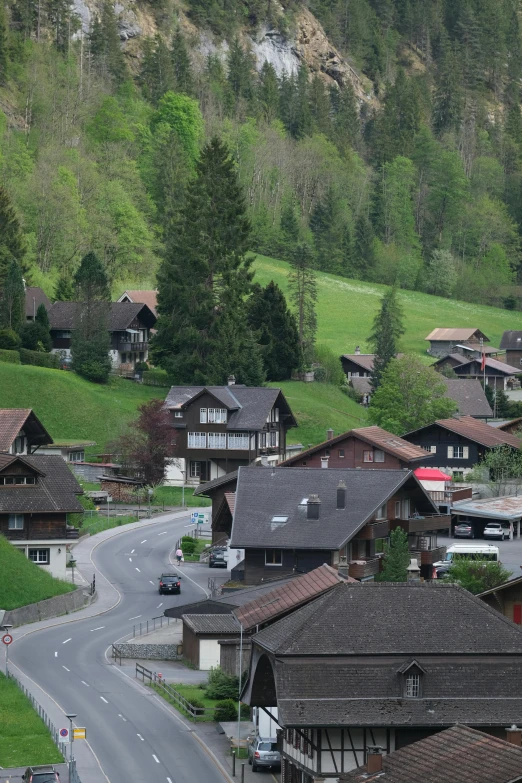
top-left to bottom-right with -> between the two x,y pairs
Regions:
451,495 -> 522,539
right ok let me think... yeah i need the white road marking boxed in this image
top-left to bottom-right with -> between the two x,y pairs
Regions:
184,523 -> 196,527
167,778 -> 173,783
63,638 -> 72,644
129,558 -> 132,562
157,603 -> 163,608
141,539 -> 147,543
118,714 -> 127,722
100,696 -> 109,704
137,734 -> 144,741
158,531 -> 167,536
152,755 -> 160,764
81,681 -> 89,687
62,666 -> 70,672
91,626 -> 105,632
131,549 -> 135,554
54,652 -> 58,657
128,615 -> 142,620
149,580 -> 155,585
135,567 -> 141,573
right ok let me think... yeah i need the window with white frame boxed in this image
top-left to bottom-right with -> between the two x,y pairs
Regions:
188,432 -> 207,448
405,673 -> 420,698
448,445 -> 468,459
402,499 -> 410,518
29,548 -> 49,564
208,408 -> 227,423
268,430 -> 279,448
174,411 -> 183,418
265,548 -> 282,566
8,514 -> 24,529
267,408 -> 279,423
376,503 -> 387,520
258,432 -> 267,449
423,445 -> 437,453
208,432 -> 227,449
68,452 -> 84,462
395,500 -> 401,518
363,450 -> 374,462
374,449 -> 385,462
200,408 -> 208,423
228,433 -> 250,450
0,476 -> 36,485
189,462 -> 202,478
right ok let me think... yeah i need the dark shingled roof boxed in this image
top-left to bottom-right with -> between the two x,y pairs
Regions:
404,416 -> 521,448
193,470 -> 238,497
182,614 -> 241,634
442,379 -> 493,418
0,409 -> 52,452
48,301 -> 156,331
455,357 -> 521,375
340,724 -> 522,783
340,354 -> 375,371
500,330 -> 522,351
0,454 -> 83,513
165,387 -> 297,431
230,467 -> 437,550
25,287 -> 50,318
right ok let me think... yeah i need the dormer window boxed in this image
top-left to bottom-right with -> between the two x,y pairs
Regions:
398,660 -> 426,698
0,476 -> 36,485
405,673 -> 420,698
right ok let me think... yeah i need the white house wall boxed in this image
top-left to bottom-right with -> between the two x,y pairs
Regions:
283,727 -> 394,777
258,707 -> 279,738
164,458 -> 185,486
199,639 -> 221,670
11,541 -> 68,580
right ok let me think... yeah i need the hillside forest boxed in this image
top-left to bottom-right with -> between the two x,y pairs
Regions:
0,0 -> 521,309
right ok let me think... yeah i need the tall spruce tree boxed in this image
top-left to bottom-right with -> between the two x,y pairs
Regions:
89,2 -> 128,85
71,252 -> 111,383
171,28 -> 193,95
247,281 -> 301,380
0,260 -> 24,331
369,285 -> 404,390
0,1 -> 9,86
0,186 -> 26,286
287,242 -> 317,366
54,273 -> 75,301
377,527 -> 410,582
153,136 -> 263,385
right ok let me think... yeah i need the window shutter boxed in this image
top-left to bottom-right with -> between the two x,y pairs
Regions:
447,446 -> 454,458
514,605 -> 522,625
463,446 -> 469,459
287,728 -> 293,745
303,730 -> 309,756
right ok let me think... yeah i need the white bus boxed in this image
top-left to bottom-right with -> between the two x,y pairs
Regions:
434,544 -> 500,576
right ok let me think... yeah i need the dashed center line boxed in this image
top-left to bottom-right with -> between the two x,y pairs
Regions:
137,733 -> 144,741
131,549 -> 135,554
128,615 -> 142,620
141,539 -> 147,543
81,681 -> 89,687
90,626 -> 105,632
62,638 -> 72,644
135,567 -> 141,573
118,714 -> 127,722
149,580 -> 155,585
129,557 -> 133,562
62,666 -> 70,672
158,531 -> 167,536
152,755 -> 160,764
54,652 -> 58,658
167,778 -> 173,783
157,603 -> 163,608
100,696 -> 109,704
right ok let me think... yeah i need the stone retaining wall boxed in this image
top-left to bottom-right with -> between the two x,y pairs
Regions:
5,588 -> 92,628
115,643 -> 182,660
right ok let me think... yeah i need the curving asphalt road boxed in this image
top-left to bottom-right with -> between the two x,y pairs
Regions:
9,513 -> 228,783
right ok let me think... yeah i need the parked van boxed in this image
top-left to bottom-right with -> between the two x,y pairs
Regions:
434,544 -> 500,577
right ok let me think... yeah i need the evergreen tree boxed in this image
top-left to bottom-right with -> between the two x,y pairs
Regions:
226,38 -> 254,114
0,186 -> 26,286
369,285 -> 404,390
247,281 -> 301,380
153,137 -> 262,384
0,1 -> 9,86
310,187 -> 344,273
0,260 -> 25,331
288,242 -> 317,366
257,61 -> 279,124
71,252 -> 111,383
54,273 -> 75,301
330,83 -> 361,154
89,2 -> 128,85
171,28 -> 193,95
377,527 -> 410,582
280,199 -> 300,258
355,213 -> 376,277
140,35 -> 174,104
309,74 -> 331,135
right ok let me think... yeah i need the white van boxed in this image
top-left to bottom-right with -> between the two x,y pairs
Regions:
434,544 -> 500,575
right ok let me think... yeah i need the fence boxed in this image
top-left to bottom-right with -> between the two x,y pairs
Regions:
136,663 -> 216,722
7,670 -> 83,782
208,576 -> 229,597
132,614 -> 173,638
112,643 -> 123,665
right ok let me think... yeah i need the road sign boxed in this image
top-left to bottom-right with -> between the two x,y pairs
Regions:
59,728 -> 70,743
73,727 -> 87,740
2,634 -> 12,645
191,511 -> 199,524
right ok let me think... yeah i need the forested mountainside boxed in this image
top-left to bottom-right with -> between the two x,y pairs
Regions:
0,0 -> 521,306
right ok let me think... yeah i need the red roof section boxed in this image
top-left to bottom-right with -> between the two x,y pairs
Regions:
234,564 -> 355,631
0,409 -> 52,452
434,416 -> 521,448
415,468 -> 451,481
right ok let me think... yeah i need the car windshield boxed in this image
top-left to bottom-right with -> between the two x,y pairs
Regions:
259,742 -> 278,751
32,776 -> 57,782
486,524 -> 501,528
162,577 -> 179,583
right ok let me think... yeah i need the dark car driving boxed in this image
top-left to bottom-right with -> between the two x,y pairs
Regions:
209,548 -> 228,568
158,573 -> 181,594
23,766 -> 60,782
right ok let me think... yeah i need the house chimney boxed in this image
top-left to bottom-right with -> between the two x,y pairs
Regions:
355,345 -> 361,355
366,746 -> 383,773
327,428 -> 334,440
307,494 -> 321,520
337,480 -> 346,510
506,725 -> 522,746
227,375 -> 236,386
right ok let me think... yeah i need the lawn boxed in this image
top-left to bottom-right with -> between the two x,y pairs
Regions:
0,537 -> 74,611
0,364 -> 168,456
0,673 -> 64,767
253,254 -> 517,357
149,682 -> 216,722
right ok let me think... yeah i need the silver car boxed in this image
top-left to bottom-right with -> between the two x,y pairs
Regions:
247,737 -> 281,772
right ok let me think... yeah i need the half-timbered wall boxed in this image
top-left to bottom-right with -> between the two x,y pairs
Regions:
283,727 -> 393,777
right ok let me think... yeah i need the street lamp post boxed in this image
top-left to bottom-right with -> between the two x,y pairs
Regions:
181,470 -> 186,509
2,624 -> 13,676
69,559 -> 77,586
65,712 -> 77,770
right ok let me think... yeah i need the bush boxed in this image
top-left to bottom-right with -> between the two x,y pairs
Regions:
0,329 -> 21,350
19,348 -> 60,368
181,535 -> 197,555
19,322 -> 52,352
214,699 -> 237,722
135,361 -> 149,372
76,359 -> 111,383
0,348 -> 21,364
313,344 -> 345,385
206,667 -> 240,700
240,703 -> 251,719
142,369 -> 170,386
188,696 -> 205,711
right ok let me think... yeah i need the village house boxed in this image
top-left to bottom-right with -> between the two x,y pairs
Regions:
164,380 -> 297,485
450,356 -> 521,391
47,301 -> 156,369
24,287 -> 50,321
229,466 -> 450,584
413,467 -> 472,515
402,416 -> 521,479
0,409 -> 52,455
117,289 -> 158,316
424,327 -> 490,357
241,582 -> 522,780
340,724 -> 522,783
441,378 -> 492,418
340,349 -> 375,379
500,330 -> 522,368
478,574 -> 522,625
0,453 -> 83,578
37,439 -> 96,464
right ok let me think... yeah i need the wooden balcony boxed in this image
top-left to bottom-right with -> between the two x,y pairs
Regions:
428,486 -> 473,504
409,546 -> 446,565
348,557 -> 381,580
117,341 -> 149,353
355,520 -> 390,540
391,514 -> 451,534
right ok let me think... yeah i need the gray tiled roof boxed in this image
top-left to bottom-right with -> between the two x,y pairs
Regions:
500,330 -> 522,351
253,582 -> 522,655
165,386 -> 296,431
192,470 -> 238,497
25,287 -> 50,318
48,301 -> 156,330
182,614 -> 240,634
341,725 -> 522,783
0,454 -> 84,513
230,467 -> 436,550
442,379 -> 493,417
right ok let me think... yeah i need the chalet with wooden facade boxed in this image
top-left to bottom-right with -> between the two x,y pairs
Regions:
47,301 -> 156,369
500,330 -> 522,368
479,575 -> 522,625
402,416 -> 521,479
0,453 -> 83,578
425,328 -> 489,357
340,351 -> 375,379
164,382 -> 297,485
117,289 -> 157,316
241,582 -> 522,779
450,356 -> 521,391
0,409 -> 52,455
280,426 -> 431,470
229,466 -> 450,584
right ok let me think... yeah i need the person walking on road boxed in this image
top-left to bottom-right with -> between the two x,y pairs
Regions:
176,547 -> 183,565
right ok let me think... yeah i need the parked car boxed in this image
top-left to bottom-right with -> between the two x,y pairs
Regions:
454,523 -> 474,538
209,548 -> 228,568
247,737 -> 281,772
22,767 -> 60,782
483,522 -> 509,540
158,573 -> 181,594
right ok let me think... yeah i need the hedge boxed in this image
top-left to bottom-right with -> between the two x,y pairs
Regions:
0,349 -> 21,364
19,348 -> 60,368
142,369 -> 170,387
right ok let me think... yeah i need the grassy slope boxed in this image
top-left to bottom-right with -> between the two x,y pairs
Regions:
0,673 -> 63,767
253,255 -> 517,356
0,536 -> 74,610
0,364 -> 168,456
